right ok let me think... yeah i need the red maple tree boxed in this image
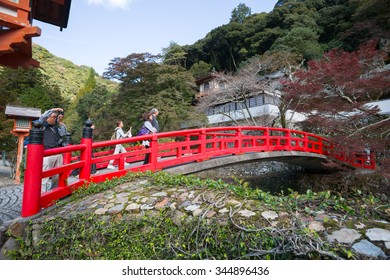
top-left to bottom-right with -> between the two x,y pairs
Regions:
282,40 -> 390,173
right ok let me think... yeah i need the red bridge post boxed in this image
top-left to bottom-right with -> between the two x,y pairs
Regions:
200,128 -> 207,159
235,127 -> 243,154
79,120 -> 93,181
369,151 -> 376,169
21,121 -> 44,217
150,133 -> 159,170
264,128 -> 270,149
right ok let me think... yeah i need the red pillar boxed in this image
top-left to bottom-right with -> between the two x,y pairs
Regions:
199,129 -> 206,158
235,127 -> 243,154
369,152 -> 376,169
21,122 -> 44,217
264,128 -> 270,151
150,133 -> 159,170
79,121 -> 93,180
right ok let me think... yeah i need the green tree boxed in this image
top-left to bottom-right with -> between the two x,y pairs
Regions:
182,0 -> 388,74
271,27 -> 324,60
0,66 -> 65,110
104,53 -> 202,133
316,5 -> 349,50
351,0 -> 390,26
66,68 -> 99,139
230,3 -> 252,24
74,85 -> 112,141
162,42 -> 187,67
342,0 -> 390,50
18,86 -> 53,109
0,109 -> 15,154
239,13 -> 269,56
75,68 -> 97,100
0,66 -> 65,155
189,61 -> 212,79
32,44 -> 93,103
195,23 -> 247,71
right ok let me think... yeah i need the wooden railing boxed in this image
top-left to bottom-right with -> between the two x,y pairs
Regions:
21,124 -> 375,217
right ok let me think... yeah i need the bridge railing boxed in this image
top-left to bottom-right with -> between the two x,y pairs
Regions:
21,124 -> 375,217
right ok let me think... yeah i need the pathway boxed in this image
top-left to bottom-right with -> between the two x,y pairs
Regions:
0,163 -> 22,226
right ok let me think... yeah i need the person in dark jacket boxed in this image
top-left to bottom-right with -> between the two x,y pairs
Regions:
138,112 -> 157,165
38,107 -> 63,191
150,108 -> 159,132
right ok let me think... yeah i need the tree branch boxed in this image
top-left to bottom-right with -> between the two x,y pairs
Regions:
347,116 -> 390,138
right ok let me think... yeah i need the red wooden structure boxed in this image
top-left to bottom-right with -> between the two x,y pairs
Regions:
21,123 -> 376,217
0,0 -> 72,68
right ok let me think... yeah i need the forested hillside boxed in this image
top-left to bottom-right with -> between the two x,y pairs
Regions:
32,44 -> 118,103
182,0 -> 390,73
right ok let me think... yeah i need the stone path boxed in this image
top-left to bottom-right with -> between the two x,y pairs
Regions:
0,163 -> 22,226
0,185 -> 22,226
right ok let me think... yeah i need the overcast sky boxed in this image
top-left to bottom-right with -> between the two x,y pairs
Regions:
33,0 -> 278,75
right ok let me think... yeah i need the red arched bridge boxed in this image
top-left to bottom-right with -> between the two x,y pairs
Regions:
22,124 -> 375,217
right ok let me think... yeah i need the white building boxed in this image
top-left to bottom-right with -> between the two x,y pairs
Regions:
195,71 -> 305,126
366,99 -> 390,115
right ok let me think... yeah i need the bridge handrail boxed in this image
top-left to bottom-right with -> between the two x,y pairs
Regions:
21,126 -> 375,217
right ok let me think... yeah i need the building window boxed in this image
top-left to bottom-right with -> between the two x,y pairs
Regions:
249,97 -> 256,107
16,118 -> 29,129
204,82 -> 210,91
205,107 -> 213,116
265,94 -> 277,105
257,95 -> 264,105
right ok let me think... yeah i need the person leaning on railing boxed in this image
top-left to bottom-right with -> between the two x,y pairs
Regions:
38,107 -> 64,191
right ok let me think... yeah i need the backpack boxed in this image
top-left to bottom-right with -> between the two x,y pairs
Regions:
110,129 -> 117,140
137,125 -> 149,136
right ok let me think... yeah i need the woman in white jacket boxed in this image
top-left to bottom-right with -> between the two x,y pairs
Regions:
107,120 -> 132,169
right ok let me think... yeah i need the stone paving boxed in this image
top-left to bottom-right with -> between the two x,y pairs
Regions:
2,176 -> 389,260
0,185 -> 22,226
0,164 -> 22,226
